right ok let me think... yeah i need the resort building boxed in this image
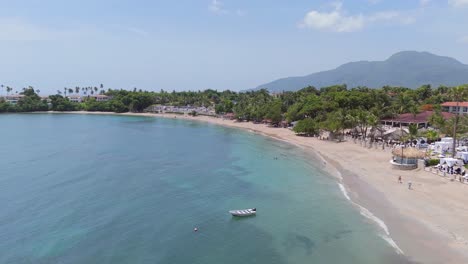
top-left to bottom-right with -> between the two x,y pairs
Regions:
441,102 -> 468,115
146,105 -> 216,116
67,95 -> 83,103
270,92 -> 283,98
1,95 -> 25,105
381,111 -> 454,128
87,95 -> 111,102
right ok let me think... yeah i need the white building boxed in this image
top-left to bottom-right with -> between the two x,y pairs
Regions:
1,95 -> 25,105
67,95 -> 82,103
87,95 -> 111,102
441,102 -> 468,115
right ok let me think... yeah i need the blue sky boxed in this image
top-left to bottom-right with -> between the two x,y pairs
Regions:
1,0 -> 468,94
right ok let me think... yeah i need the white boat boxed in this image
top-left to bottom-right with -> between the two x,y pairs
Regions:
229,208 -> 256,217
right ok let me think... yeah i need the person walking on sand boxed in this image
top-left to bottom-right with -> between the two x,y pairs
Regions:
408,181 -> 412,190
398,176 -> 402,184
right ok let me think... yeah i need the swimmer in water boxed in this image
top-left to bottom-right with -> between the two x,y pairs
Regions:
194,227 -> 198,232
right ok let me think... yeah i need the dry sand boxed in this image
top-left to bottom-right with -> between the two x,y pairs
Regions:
43,111 -> 468,263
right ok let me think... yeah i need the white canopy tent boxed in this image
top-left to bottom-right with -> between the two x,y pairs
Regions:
456,152 -> 468,163
434,142 -> 452,153
441,137 -> 453,143
457,146 -> 468,152
440,158 -> 464,167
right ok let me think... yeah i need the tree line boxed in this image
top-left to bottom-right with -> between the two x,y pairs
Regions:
1,84 -> 467,141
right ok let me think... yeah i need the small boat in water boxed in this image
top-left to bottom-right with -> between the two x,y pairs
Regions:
229,208 -> 256,217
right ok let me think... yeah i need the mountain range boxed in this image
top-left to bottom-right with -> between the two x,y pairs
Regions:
254,51 -> 468,92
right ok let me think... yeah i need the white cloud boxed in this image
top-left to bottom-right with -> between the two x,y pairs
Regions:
0,18 -> 50,40
449,0 -> 468,7
0,17 -> 90,41
209,1 -> 246,16
368,11 -> 415,24
209,0 -> 228,14
420,0 -> 431,6
124,27 -> 150,37
459,35 -> 468,43
299,2 -> 414,33
236,9 -> 247,17
299,9 -> 364,32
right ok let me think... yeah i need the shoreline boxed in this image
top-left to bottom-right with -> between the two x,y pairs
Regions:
33,111 -> 468,263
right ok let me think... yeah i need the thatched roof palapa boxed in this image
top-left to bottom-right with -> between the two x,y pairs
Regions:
392,147 -> 426,159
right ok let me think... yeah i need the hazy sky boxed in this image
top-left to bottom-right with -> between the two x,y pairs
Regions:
1,0 -> 468,94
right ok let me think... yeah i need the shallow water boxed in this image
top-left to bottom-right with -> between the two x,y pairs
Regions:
0,114 -> 408,263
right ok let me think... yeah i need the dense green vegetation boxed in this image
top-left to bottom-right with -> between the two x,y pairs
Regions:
1,84 -> 468,141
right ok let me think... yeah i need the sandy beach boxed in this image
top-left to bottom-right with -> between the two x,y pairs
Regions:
43,111 -> 468,263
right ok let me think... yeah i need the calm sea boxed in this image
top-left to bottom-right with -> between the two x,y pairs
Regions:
0,114 -> 408,264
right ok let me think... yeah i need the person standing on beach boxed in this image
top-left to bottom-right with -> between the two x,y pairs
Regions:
398,176 -> 402,184
408,181 -> 412,190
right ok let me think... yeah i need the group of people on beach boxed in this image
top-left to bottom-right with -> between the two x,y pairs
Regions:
398,176 -> 412,190
434,163 -> 467,183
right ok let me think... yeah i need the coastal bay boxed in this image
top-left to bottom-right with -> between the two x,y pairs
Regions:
1,113 -> 410,263
43,111 -> 468,264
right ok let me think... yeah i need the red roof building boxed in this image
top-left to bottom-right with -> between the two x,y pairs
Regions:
381,111 -> 454,128
441,102 -> 468,115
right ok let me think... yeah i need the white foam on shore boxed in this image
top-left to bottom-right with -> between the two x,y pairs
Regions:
338,183 -> 404,255
378,234 -> 405,255
338,183 -> 351,201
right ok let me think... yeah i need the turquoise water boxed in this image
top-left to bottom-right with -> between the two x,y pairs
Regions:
0,114 -> 407,263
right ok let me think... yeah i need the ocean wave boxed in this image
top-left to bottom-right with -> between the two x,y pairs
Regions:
337,183 -> 404,255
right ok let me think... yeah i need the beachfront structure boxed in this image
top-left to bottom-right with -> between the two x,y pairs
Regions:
146,105 -> 216,116
223,113 -> 235,120
1,95 -> 25,105
88,95 -> 111,102
67,95 -> 83,103
441,102 -> 468,115
67,95 -> 111,103
391,147 -> 425,170
381,111 -> 454,128
381,128 -> 408,141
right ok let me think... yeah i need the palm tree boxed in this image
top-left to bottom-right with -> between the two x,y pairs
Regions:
408,123 -> 419,141
425,130 -> 439,143
395,94 -> 412,114
367,113 -> 379,147
75,86 -> 80,95
1,84 -> 3,96
449,85 -> 468,156
409,104 -> 420,119
68,88 -> 74,95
